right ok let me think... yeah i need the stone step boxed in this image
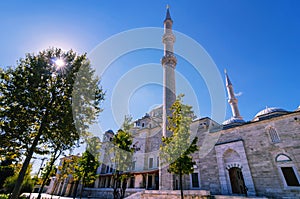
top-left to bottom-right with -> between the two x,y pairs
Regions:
212,195 -> 268,199
125,192 -> 142,199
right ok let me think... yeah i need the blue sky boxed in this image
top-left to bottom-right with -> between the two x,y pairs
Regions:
1,1 -> 300,135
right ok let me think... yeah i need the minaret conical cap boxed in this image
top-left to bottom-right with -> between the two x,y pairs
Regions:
225,69 -> 232,86
164,5 -> 172,22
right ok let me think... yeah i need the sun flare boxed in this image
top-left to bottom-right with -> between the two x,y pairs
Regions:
55,59 -> 65,68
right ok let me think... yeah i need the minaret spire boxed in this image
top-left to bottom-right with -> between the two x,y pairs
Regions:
225,69 -> 232,86
162,5 -> 177,138
165,5 -> 172,22
160,6 -> 177,191
225,70 -> 242,119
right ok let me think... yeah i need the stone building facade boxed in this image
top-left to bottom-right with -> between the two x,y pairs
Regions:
93,7 -> 300,199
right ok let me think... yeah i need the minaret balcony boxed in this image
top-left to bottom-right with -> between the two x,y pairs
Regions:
161,55 -> 177,67
228,98 -> 238,104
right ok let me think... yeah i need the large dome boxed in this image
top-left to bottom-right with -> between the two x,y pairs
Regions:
253,107 -> 289,121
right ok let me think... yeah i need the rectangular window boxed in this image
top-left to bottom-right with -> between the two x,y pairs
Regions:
191,173 -> 200,188
157,157 -> 159,167
107,177 -> 111,188
281,167 -> 300,186
149,158 -> 153,168
102,178 -> 106,188
106,165 -> 110,173
101,164 -> 106,174
132,161 -> 136,170
129,176 -> 135,188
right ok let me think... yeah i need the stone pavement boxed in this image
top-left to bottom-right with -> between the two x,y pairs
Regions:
23,192 -> 269,199
21,193 -> 91,199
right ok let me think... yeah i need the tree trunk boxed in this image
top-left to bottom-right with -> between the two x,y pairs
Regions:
72,181 -> 79,199
179,171 -> 184,199
10,97 -> 53,199
37,149 -> 62,199
10,131 -> 42,199
113,173 -> 120,199
120,177 -> 128,199
79,173 -> 85,199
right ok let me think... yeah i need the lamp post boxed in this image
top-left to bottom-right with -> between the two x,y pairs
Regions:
37,157 -> 47,178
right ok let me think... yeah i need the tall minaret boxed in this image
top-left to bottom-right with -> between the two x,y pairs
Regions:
162,5 -> 177,138
225,70 -> 242,119
160,6 -> 177,191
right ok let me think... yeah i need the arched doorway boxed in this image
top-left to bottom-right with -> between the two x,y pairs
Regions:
216,142 -> 256,196
228,167 -> 247,195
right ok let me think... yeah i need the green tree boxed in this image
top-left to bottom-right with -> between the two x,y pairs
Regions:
0,159 -> 15,190
86,136 -> 102,160
160,94 -> 198,199
37,153 -> 60,199
3,164 -> 34,194
37,109 -> 88,199
76,150 -> 99,199
111,128 -> 134,199
121,115 -> 134,132
52,155 -> 79,196
0,48 -> 104,199
50,150 -> 99,199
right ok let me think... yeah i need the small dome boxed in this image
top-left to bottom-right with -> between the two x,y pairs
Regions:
105,129 -> 114,134
222,117 -> 245,125
254,107 -> 288,118
253,107 -> 289,121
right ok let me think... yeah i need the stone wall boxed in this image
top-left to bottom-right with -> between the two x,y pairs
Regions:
193,120 -> 221,194
187,111 -> 300,198
214,111 -> 300,198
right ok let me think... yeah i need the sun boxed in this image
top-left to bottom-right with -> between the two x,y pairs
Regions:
55,58 -> 65,69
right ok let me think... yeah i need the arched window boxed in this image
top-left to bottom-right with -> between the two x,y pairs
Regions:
268,127 -> 280,143
276,154 -> 291,162
275,154 -> 300,187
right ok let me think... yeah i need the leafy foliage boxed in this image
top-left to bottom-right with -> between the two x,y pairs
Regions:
77,151 -> 99,187
3,164 -> 34,194
0,194 -> 9,199
0,48 -> 104,199
86,136 -> 102,159
52,155 -> 80,196
0,159 -> 15,190
52,151 -> 99,198
36,148 -> 64,199
121,115 -> 134,132
160,94 -> 198,199
111,127 -> 134,199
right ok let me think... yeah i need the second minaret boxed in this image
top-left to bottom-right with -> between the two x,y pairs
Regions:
162,6 -> 177,138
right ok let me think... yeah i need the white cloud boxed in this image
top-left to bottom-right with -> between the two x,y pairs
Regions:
235,92 -> 243,97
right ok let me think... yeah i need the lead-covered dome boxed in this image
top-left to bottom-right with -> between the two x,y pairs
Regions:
222,117 -> 245,125
253,107 -> 289,121
222,117 -> 245,129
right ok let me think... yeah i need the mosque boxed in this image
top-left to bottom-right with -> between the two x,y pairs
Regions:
53,7 -> 300,199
